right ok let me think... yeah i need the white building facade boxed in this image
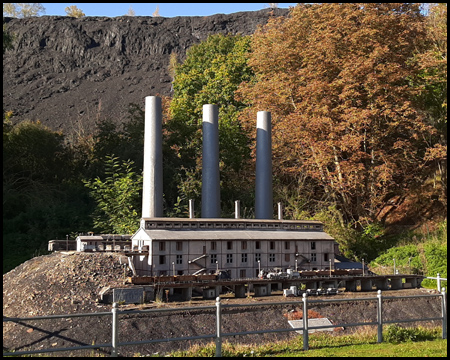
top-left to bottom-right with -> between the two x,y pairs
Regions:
131,218 -> 335,279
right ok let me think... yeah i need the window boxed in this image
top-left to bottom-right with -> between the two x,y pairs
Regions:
255,253 -> 261,262
311,241 -> 316,250
285,241 -> 290,250
159,241 -> 166,251
159,255 -> 166,264
269,253 -> 276,262
240,269 -> 246,278
210,254 -> 217,264
176,241 -> 183,251
176,254 -> 183,264
311,253 -> 317,262
324,253 -> 329,262
241,241 -> 247,250
211,241 -> 217,251
227,241 -> 233,250
255,241 -> 261,250
226,254 -> 233,264
285,253 -> 290,262
241,253 -> 248,263
270,241 -> 275,250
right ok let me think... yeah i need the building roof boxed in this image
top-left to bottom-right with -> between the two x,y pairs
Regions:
141,217 -> 326,232
76,236 -> 104,241
334,254 -> 366,270
76,235 -> 132,241
134,229 -> 334,241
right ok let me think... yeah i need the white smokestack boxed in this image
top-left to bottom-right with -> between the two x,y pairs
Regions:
142,96 -> 163,218
201,104 -> 220,218
255,111 -> 273,219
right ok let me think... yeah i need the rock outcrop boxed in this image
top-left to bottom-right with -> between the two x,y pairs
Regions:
3,9 -> 289,135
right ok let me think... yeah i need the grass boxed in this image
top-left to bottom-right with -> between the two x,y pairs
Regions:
163,326 -> 446,357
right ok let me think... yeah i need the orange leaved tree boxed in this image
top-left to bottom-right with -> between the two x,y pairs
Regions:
237,3 -> 440,227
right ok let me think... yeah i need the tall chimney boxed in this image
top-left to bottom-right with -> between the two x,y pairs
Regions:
201,104 -> 220,218
142,96 -> 163,218
255,111 -> 273,219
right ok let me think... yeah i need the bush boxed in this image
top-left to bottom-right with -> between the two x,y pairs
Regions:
384,324 -> 437,344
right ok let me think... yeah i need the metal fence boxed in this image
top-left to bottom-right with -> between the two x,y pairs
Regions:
3,289 -> 447,357
425,273 -> 447,292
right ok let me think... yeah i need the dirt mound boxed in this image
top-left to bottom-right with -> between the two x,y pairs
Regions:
3,252 -> 444,356
3,9 -> 288,136
3,252 -> 129,316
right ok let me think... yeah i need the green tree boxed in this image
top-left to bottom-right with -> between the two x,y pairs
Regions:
3,119 -> 72,189
169,34 -> 254,215
238,3 -> 437,227
83,155 -> 142,234
3,3 -> 45,18
65,5 -> 85,18
3,115 -> 93,273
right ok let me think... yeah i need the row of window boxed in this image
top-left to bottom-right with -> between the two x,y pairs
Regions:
158,241 -> 318,252
158,253 -> 325,265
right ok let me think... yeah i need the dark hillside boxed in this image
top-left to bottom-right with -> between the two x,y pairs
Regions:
3,8 -> 288,135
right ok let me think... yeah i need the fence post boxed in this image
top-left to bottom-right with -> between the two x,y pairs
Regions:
377,290 -> 383,343
442,288 -> 447,339
302,293 -> 309,351
215,296 -> 222,357
437,273 -> 441,292
111,302 -> 118,357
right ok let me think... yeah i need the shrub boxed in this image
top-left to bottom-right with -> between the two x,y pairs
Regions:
384,324 -> 437,344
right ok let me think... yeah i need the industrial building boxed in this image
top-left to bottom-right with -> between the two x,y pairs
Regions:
131,217 -> 334,278
130,97 -> 336,278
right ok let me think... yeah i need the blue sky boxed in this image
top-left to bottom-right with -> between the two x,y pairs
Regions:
41,3 -> 298,18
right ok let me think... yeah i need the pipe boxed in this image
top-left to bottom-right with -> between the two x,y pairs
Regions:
142,96 -> 163,218
278,202 -> 283,220
189,199 -> 195,219
201,104 -> 221,218
255,111 -> 273,219
235,200 -> 240,219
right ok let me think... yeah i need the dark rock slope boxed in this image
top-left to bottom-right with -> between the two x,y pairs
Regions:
3,9 -> 288,136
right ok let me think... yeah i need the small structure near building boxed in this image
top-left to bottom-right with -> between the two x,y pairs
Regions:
76,234 -> 132,252
48,234 -> 132,252
334,254 -> 370,273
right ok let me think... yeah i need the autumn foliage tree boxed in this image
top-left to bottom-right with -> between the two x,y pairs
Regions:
415,3 -> 447,204
3,3 -> 45,18
237,3 -> 441,227
65,5 -> 85,18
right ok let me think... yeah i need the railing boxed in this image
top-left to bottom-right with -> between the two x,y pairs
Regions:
3,289 -> 447,357
425,273 -> 447,292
